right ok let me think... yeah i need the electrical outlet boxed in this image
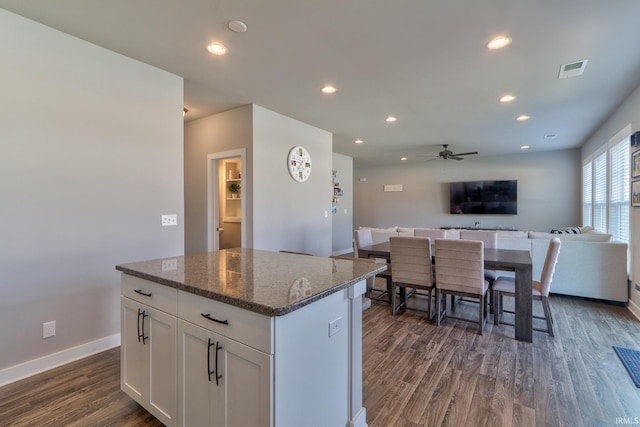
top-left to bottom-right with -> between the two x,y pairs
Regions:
43,321 -> 56,339
328,317 -> 342,337
161,214 -> 177,226
162,258 -> 178,271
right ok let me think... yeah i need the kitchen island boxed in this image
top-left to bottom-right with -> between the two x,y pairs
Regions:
116,249 -> 386,427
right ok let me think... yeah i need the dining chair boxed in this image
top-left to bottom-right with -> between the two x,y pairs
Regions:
414,228 -> 447,255
434,238 -> 489,335
389,236 -> 434,320
354,229 -> 393,302
492,237 -> 561,337
459,229 -> 498,311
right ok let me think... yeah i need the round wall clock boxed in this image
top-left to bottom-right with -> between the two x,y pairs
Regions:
287,145 -> 312,182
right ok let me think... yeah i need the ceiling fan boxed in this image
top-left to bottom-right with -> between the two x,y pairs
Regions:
435,144 -> 478,161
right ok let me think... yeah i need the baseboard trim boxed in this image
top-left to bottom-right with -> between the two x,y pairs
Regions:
628,299 -> 640,321
0,334 -> 121,387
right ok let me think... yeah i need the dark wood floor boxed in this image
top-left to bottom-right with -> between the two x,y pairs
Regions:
1,293 -> 639,426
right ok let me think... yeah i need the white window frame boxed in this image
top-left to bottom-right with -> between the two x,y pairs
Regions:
581,125 -> 631,244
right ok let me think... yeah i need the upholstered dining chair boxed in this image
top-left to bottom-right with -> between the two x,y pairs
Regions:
492,237 -> 561,337
414,228 -> 447,255
389,236 -> 434,320
434,238 -> 489,335
459,229 -> 498,311
354,229 -> 393,302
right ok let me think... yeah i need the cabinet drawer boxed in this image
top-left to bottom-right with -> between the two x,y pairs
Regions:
178,290 -> 273,354
122,274 -> 178,315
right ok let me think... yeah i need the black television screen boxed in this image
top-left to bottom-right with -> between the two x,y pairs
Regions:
450,180 -> 517,215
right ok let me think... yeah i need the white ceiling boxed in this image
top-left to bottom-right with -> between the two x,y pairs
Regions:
3,0 -> 640,166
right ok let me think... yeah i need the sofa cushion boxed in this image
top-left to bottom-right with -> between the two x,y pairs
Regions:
550,226 -> 581,234
529,231 -> 612,242
496,230 -> 528,239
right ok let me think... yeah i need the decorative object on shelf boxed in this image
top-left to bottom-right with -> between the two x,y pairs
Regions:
632,179 -> 640,208
228,182 -> 241,198
332,169 -> 343,214
287,146 -> 312,182
633,150 -> 640,178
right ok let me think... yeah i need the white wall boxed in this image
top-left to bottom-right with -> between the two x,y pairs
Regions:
582,83 -> 640,317
332,152 -> 354,255
184,105 -> 254,254
353,149 -> 581,232
253,106 -> 333,256
0,10 -> 184,381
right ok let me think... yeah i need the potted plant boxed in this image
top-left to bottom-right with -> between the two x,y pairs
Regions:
228,182 -> 241,198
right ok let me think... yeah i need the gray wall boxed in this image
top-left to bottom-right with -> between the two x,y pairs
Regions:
332,153 -> 354,255
184,105 -> 334,256
0,10 -> 184,372
353,149 -> 581,232
253,106 -> 333,256
184,105 -> 254,254
581,83 -> 640,315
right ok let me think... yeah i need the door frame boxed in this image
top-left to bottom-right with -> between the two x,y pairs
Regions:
207,149 -> 246,251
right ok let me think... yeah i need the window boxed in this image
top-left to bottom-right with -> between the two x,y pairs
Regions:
582,128 -> 630,244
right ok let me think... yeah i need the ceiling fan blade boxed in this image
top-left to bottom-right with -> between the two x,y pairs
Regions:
451,151 -> 478,156
450,156 -> 464,161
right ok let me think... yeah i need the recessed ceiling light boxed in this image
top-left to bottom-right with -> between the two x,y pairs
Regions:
487,36 -> 512,50
521,145 -> 530,150
321,85 -> 336,94
499,94 -> 516,103
385,116 -> 397,123
516,115 -> 531,121
355,139 -> 364,144
206,42 -> 227,55
400,157 -> 408,161
228,20 -> 247,33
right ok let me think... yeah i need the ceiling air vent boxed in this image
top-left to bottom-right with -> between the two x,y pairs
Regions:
558,60 -> 588,79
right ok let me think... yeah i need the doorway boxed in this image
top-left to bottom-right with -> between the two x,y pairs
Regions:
207,149 -> 246,251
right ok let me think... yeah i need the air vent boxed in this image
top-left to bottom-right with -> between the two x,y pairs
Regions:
558,60 -> 588,79
544,134 -> 557,140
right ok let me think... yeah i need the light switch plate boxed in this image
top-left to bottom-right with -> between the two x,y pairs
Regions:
162,214 -> 177,226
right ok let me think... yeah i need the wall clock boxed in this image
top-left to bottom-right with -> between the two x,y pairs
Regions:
287,145 -> 312,182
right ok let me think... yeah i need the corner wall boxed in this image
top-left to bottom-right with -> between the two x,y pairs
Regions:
0,10 -> 184,381
353,149 -> 581,232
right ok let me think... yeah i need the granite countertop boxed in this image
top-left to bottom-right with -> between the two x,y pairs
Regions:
116,248 -> 387,317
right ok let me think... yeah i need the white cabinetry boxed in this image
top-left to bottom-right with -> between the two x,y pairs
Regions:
121,276 -> 177,427
177,320 -> 271,427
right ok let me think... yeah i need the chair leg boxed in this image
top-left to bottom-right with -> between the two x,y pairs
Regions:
450,295 -> 456,312
477,293 -> 484,335
541,296 -> 554,337
390,282 -> 397,316
493,289 -> 500,325
427,287 -> 433,322
436,289 -> 442,326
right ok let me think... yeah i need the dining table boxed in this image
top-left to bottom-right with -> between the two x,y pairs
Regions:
358,240 -> 533,342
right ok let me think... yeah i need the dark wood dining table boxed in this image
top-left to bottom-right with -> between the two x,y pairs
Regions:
358,241 -> 533,342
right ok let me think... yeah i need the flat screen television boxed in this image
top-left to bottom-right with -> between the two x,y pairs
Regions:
449,180 -> 517,215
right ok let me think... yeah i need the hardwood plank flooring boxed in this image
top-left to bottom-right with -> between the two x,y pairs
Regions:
1,294 -> 639,426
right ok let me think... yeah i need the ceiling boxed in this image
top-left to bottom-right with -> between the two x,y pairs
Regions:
3,0 -> 640,166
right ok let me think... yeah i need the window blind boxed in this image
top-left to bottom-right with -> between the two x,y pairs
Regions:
592,151 -> 607,233
609,138 -> 630,243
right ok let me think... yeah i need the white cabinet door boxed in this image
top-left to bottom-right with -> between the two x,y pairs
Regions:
121,296 -> 177,427
121,296 -> 149,401
177,320 -> 225,427
221,337 -> 271,427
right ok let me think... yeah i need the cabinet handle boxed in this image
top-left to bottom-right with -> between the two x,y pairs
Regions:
201,313 -> 229,325
215,341 -> 223,386
134,289 -> 152,297
207,338 -> 215,382
137,308 -> 149,344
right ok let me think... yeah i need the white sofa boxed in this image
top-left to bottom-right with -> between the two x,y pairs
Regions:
357,226 -> 629,304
